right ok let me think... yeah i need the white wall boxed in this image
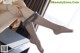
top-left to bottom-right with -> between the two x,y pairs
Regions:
37,1 -> 80,53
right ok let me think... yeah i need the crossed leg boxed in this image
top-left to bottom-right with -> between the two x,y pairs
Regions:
0,1 -> 73,53
18,3 -> 73,35
0,3 -> 44,53
0,0 -> 73,35
12,0 -> 73,53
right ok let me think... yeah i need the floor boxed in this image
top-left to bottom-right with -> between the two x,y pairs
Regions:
35,3 -> 80,53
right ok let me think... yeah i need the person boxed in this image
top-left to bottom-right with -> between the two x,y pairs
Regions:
0,0 -> 73,53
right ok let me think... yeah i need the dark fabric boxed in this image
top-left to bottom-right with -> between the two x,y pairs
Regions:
16,22 -> 30,39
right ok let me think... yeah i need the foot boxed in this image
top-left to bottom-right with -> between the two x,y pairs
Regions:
30,37 -> 44,53
53,25 -> 73,35
39,47 -> 44,53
